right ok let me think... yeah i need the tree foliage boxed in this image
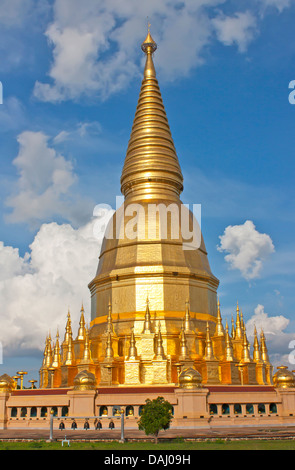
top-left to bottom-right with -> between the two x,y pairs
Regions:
137,396 -> 173,443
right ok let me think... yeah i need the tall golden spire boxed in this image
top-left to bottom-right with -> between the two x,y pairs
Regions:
215,298 -> 224,336
260,329 -> 269,363
253,325 -> 261,363
127,327 -> 138,360
77,304 -> 86,341
155,321 -> 165,360
143,297 -> 152,334
235,301 -> 243,340
224,320 -> 234,362
51,330 -> 61,368
204,322 -> 215,360
120,29 -> 183,202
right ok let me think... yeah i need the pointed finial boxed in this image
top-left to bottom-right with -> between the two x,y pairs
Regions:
127,327 -> 137,361
215,297 -> 224,336
143,297 -> 152,334
225,319 -> 234,362
204,322 -> 215,360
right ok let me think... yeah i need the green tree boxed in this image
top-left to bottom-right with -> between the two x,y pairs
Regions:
137,396 -> 173,444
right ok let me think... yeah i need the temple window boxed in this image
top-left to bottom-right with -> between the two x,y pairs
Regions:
30,407 -> 37,418
126,406 -> 134,417
41,406 -> 47,418
11,407 -> 17,418
221,404 -> 230,415
99,406 -> 108,417
258,403 -> 266,414
269,403 -> 277,414
61,406 -> 69,417
20,407 -> 27,418
139,405 -> 144,416
113,406 -> 121,416
51,406 -> 58,417
209,404 -> 217,415
246,404 -> 254,414
234,404 -> 242,414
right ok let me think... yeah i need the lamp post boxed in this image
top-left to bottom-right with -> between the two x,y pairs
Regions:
13,375 -> 21,389
29,380 -> 37,389
120,409 -> 125,443
16,371 -> 28,389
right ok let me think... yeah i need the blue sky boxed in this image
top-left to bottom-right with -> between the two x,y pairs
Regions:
0,0 -> 295,385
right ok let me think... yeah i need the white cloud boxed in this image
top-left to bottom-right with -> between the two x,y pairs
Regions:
246,304 -> 289,336
212,11 -> 257,52
34,0 -> 275,102
258,0 -> 292,13
218,220 -> 275,280
0,214 -> 112,355
5,130 -> 93,227
246,304 -> 294,367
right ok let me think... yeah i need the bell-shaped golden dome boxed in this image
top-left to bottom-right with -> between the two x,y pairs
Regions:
0,374 -> 15,392
73,370 -> 96,391
179,367 -> 202,389
273,366 -> 295,389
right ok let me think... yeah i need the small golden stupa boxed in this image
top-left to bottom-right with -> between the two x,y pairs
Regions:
39,30 -> 274,390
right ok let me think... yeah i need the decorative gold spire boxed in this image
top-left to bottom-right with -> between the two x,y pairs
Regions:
51,330 -> 61,368
179,321 -> 190,360
45,333 -> 52,368
204,322 -> 215,360
64,310 -> 72,344
235,301 -> 243,340
143,297 -> 152,334
231,315 -> 236,339
77,304 -> 86,341
120,29 -> 183,202
260,329 -> 269,363
184,300 -> 191,333
241,330 -> 251,363
127,327 -> 138,360
215,298 -> 224,336
82,327 -> 92,363
253,325 -> 261,363
155,321 -> 165,360
224,320 -> 234,362
106,300 -> 114,335
65,336 -> 74,366
105,332 -> 114,360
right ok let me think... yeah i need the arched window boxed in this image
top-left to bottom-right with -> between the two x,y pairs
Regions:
11,407 -> 17,418
99,406 -> 108,417
30,407 -> 37,418
51,406 -> 58,417
61,406 -> 68,417
113,406 -> 121,416
20,407 -> 27,418
209,404 -> 218,415
41,406 -> 47,418
139,405 -> 144,416
246,404 -> 254,414
222,404 -> 230,415
269,403 -> 277,414
234,404 -> 242,414
258,403 -> 265,414
126,406 -> 134,417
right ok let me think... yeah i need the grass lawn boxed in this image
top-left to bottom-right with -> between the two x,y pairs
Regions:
0,439 -> 295,450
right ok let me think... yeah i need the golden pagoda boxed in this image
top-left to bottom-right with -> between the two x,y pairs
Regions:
39,30 -> 273,389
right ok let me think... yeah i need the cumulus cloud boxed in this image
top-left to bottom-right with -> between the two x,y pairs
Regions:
218,220 -> 275,280
33,0 -> 283,102
5,130 -> 93,227
0,213 -> 113,356
246,304 -> 294,368
212,11 -> 257,52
